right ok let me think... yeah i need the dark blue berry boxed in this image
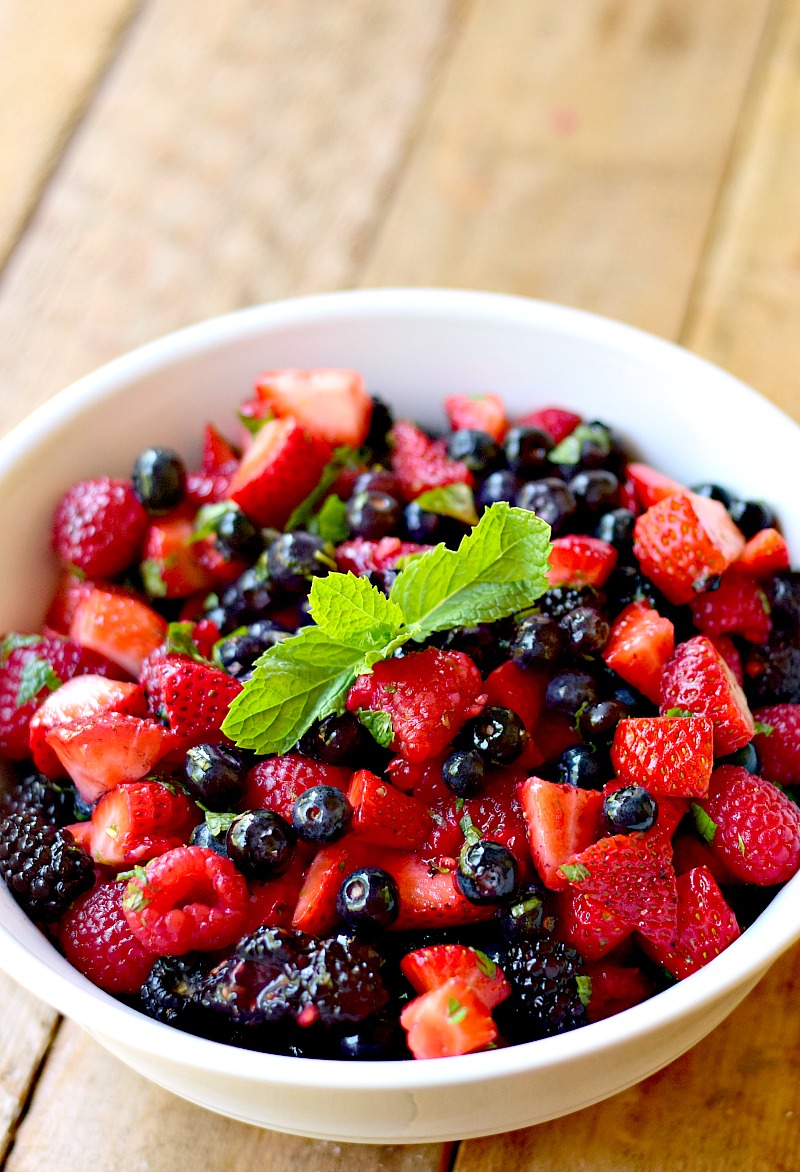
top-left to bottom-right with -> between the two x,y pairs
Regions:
216,627 -> 288,680
556,744 -> 606,789
366,569 -> 398,596
457,841 -> 518,904
545,671 -> 598,716
184,743 -> 249,810
446,429 -> 505,476
132,447 -> 186,512
594,507 -> 636,552
768,572 -> 800,628
467,706 -> 528,764
559,606 -> 610,656
214,507 -> 261,559
346,490 -> 403,540
568,470 -> 619,514
719,741 -> 761,774
511,613 -> 564,669
299,713 -> 372,766
226,810 -> 295,878
267,532 -> 336,593
291,785 -> 352,844
577,699 -> 628,746
190,820 -> 229,857
403,500 -> 444,543
498,881 -> 551,942
336,867 -> 400,933
603,785 -> 658,832
364,397 -> 394,461
476,470 -> 522,509
515,478 -> 577,535
441,749 -> 486,797
728,499 -> 775,539
503,427 -> 553,477
352,469 -> 403,499
692,483 -> 732,508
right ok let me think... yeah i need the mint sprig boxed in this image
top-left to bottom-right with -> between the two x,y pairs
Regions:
223,503 -> 551,756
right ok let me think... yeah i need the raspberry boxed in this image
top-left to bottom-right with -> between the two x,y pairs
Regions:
0,812 -> 94,922
700,765 -> 800,885
51,476 -> 147,578
122,846 -> 249,954
390,420 -> 472,498
499,937 -> 587,1040
59,881 -> 158,994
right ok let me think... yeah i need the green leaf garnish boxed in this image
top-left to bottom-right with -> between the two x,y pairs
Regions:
204,810 -> 239,838
738,833 -> 746,856
665,707 -> 697,719
16,658 -> 61,706
0,633 -> 42,663
473,950 -> 497,979
357,709 -> 394,748
310,494 -> 350,544
548,423 -> 610,466
691,802 -> 717,843
459,810 -> 482,848
165,622 -> 209,662
141,558 -> 169,598
239,409 -> 271,436
447,996 -> 468,1024
222,504 -> 551,756
189,502 -> 235,543
414,483 -> 479,526
754,721 -> 774,737
560,862 -> 591,883
284,446 -> 365,533
576,975 -> 593,1007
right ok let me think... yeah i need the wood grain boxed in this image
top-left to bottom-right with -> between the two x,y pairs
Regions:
0,0 -> 140,268
0,984 -> 56,1165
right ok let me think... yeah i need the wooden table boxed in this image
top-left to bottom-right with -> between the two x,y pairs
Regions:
2,1 -> 800,1167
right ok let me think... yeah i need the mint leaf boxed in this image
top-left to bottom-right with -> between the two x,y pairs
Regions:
165,622 -> 208,662
473,950 -> 496,979
310,574 -> 404,647
141,558 -> 168,598
190,502 -> 234,543
691,802 -> 717,843
285,446 -> 364,532
239,409 -> 270,436
0,633 -> 42,663
415,483 -> 479,526
447,996 -> 468,1024
311,494 -> 350,544
548,423 -> 610,466
204,811 -> 239,838
754,720 -> 774,737
357,709 -> 394,748
16,658 -> 61,706
665,707 -> 696,719
560,862 -> 591,883
390,502 -> 551,634
576,975 -> 593,1007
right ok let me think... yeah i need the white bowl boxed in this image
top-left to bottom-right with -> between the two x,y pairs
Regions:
1,289 -> 799,1144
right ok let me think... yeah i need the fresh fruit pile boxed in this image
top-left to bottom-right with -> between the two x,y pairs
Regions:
2,371 -> 800,1062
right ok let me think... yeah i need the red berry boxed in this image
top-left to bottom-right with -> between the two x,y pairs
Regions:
400,976 -> 498,1059
70,588 -> 168,677
735,528 -> 790,578
700,766 -> 800,885
610,716 -> 714,798
689,571 -> 772,644
242,754 -> 352,820
347,769 -> 432,851
547,535 -> 618,588
89,780 -> 200,866
146,658 -> 242,752
401,944 -> 511,1008
255,369 -> 372,448
185,423 -> 239,506
483,661 -> 546,734
48,714 -> 170,804
382,851 -> 495,931
753,704 -> 800,784
639,865 -> 740,980
659,635 -> 755,756
228,417 -> 333,528
584,960 -> 652,1023
555,888 -> 633,963
335,536 -> 433,575
602,601 -> 674,705
515,407 -> 581,444
390,421 -> 473,498
29,675 -> 145,777
52,477 -> 147,578
624,462 -> 685,510
444,394 -> 508,441
518,777 -> 604,891
141,515 -> 216,599
59,881 -> 158,994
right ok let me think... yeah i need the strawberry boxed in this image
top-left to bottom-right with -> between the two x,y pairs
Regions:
185,423 -> 239,506
241,755 -> 352,820
89,780 -> 200,867
51,476 -> 147,578
292,838 -> 372,936
390,421 -> 473,498
610,715 -> 714,798
401,944 -> 511,1008
48,714 -> 171,803
122,845 -> 249,954
0,633 -> 123,760
241,849 -> 312,933
659,635 -> 755,755
43,569 -> 95,636
709,634 -> 743,684
671,833 -> 741,886
347,769 -> 432,850
560,832 -> 678,950
58,880 -> 159,994
400,975 -> 498,1059
555,888 -> 633,963
602,601 -> 674,704
531,712 -> 581,763
735,528 -> 790,578
583,960 -> 652,1023
483,662 -> 546,734
753,704 -> 800,784
228,417 -> 333,527
689,571 -> 772,644
70,589 -> 167,677
547,535 -> 617,588
619,475 -> 640,515
602,777 -> 688,841
335,536 -> 433,575
463,769 -> 533,868
518,778 -> 604,891
140,515 -> 216,599
633,491 -> 745,605
700,765 -> 800,885
444,394 -> 508,441
639,865 -> 740,979
255,368 -> 372,448
386,754 -> 436,793
515,407 -> 581,444
345,647 -> 486,763
382,852 -> 495,931
624,462 -> 685,510
29,674 -> 146,776
149,659 -> 242,750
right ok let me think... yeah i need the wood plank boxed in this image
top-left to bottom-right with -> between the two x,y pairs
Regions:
453,940 -> 800,1172
361,0 -> 773,340
0,981 -> 57,1165
0,0 -> 140,268
3,1023 -> 450,1172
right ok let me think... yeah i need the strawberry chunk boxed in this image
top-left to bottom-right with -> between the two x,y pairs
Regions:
255,369 -> 372,448
50,716 -> 170,804
390,421 -> 472,498
555,888 -> 633,963
242,849 -> 312,933
346,647 -> 486,763
625,462 -> 685,510
735,528 -> 790,578
123,845 -> 249,954
659,635 -> 755,755
483,662 -> 546,734
242,755 -> 352,820
639,865 -> 740,979
70,589 -> 167,677
633,492 -> 745,605
148,658 -> 242,752
671,833 -> 741,886
444,394 -> 508,441
335,536 -> 433,575
383,852 -> 495,931
89,780 -> 200,867
228,417 -> 333,527
709,634 -> 744,684
518,777 -> 604,891
610,715 -> 714,798
753,704 -> 800,784
347,769 -> 432,850
141,515 -> 216,599
401,944 -> 511,1008
584,960 -> 652,1023
292,838 -> 372,936
400,976 -> 498,1059
29,675 -> 145,777
185,423 -> 239,506
515,407 -> 581,444
700,765 -> 800,885
52,476 -> 147,579
547,535 -> 617,588
58,881 -> 159,994
689,571 -> 772,644
602,601 -> 674,704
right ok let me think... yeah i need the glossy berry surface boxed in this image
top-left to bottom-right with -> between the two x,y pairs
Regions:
556,745 -> 606,790
291,785 -> 352,844
441,748 -> 486,797
298,712 -> 372,766
466,706 -> 528,764
515,478 -> 577,535
132,447 -> 187,512
511,614 -> 563,669
545,671 -> 598,716
226,810 -> 296,878
602,785 -> 658,833
456,841 -> 518,904
577,699 -> 629,746
594,507 -> 636,553
184,743 -> 248,810
568,469 -> 619,514
346,490 -> 403,540
266,532 -> 336,593
558,606 -> 610,655
728,498 -> 775,539
503,427 -> 553,477
446,429 -> 504,476
476,469 -> 522,509
336,867 -> 400,932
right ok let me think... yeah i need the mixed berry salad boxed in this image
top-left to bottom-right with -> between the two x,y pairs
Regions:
1,369 -> 800,1063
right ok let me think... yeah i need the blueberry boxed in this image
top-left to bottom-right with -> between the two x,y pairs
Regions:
594,508 -> 636,553
364,397 -> 394,461
435,624 -> 502,676
299,713 -> 373,766
216,629 -> 286,680
476,470 -> 522,509
291,785 -> 352,844
497,880 -> 551,942
466,706 -> 528,764
266,532 -> 337,593
132,446 -> 186,512
719,742 -> 761,774
403,501 -> 444,543
768,572 -> 800,627
226,810 -> 295,878
511,614 -> 564,670
446,429 -> 505,476
190,820 -> 229,857
247,618 -> 292,645
456,841 -> 518,904
214,507 -> 262,560
568,470 -> 619,514
728,499 -> 775,539
692,483 -> 732,508
184,743 -> 249,810
441,749 -> 486,797
577,699 -> 628,747
503,427 -> 553,477
346,490 -> 403,540
352,469 -> 403,499
515,478 -> 577,535
545,671 -> 598,716
219,566 -> 273,629
337,1013 -> 403,1060
559,606 -> 610,656
602,785 -> 658,833
556,744 -> 606,789
336,867 -> 399,933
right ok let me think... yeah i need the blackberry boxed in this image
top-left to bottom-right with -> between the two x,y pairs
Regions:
500,937 -> 587,1040
538,585 -> 602,622
745,637 -> 800,705
0,773 -> 74,827
0,813 -> 93,922
140,954 -> 214,1030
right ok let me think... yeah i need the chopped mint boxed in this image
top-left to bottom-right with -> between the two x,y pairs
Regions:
165,622 -> 208,662
753,721 -> 774,737
548,423 -> 610,467
473,950 -> 497,979
510,896 -> 542,919
459,810 -> 482,848
415,483 -> 479,526
117,864 -> 148,885
691,802 -> 717,843
738,833 -> 746,856
238,409 -> 271,436
576,975 -> 593,1007
447,996 -> 468,1024
560,862 -> 591,883
0,633 -> 42,663
204,810 -> 239,838
665,707 -> 696,719
189,502 -> 234,543
310,494 -> 350,544
285,446 -> 365,533
141,558 -> 169,598
16,658 -> 61,707
357,708 -> 394,748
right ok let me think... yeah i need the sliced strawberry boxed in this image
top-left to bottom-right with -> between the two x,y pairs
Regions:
619,475 -> 640,515
390,421 -> 473,498
547,535 -> 617,588
141,515 -> 216,599
292,838 -> 372,936
602,601 -> 675,705
29,675 -> 145,777
401,944 -> 511,1008
700,765 -> 800,885
633,492 -> 745,605
335,536 -> 433,575
709,634 -> 743,684
518,778 -> 604,891
639,865 -> 740,979
228,417 -> 333,527
735,528 -> 790,578
347,769 -> 432,851
52,476 -> 147,579
242,755 -> 352,820
151,659 -> 242,751
555,888 -> 633,963
531,712 -> 581,763
43,569 -> 95,636
185,423 -> 239,506
515,407 -> 581,444
483,663 -> 546,735
444,394 -> 508,441
689,571 -> 772,644
47,714 -> 170,804
659,634 -> 755,755
610,715 -> 714,798
383,852 -> 495,931
753,704 -> 800,785
625,462 -> 685,510
242,849 -> 312,933
255,368 -> 372,448
671,833 -> 741,886
70,589 -> 167,677
583,960 -> 652,1023
89,780 -> 200,867
400,976 -> 498,1059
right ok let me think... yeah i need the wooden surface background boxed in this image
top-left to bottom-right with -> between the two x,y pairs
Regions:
1,1 -> 800,1168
